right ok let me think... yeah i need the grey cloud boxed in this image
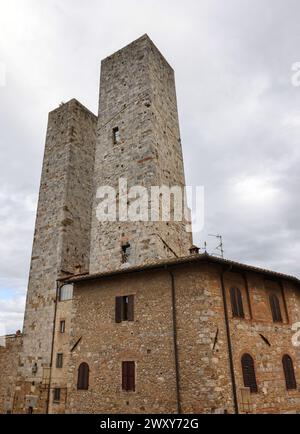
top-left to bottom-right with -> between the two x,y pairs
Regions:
0,0 -> 299,333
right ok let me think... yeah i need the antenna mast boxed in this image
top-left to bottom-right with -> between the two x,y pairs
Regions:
208,234 -> 224,259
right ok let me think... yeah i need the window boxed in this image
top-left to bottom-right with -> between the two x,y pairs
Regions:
53,388 -> 61,403
122,361 -> 135,392
282,355 -> 297,390
59,320 -> 66,333
269,294 -> 282,323
241,354 -> 258,393
115,295 -> 134,323
56,353 -> 63,369
121,243 -> 131,264
113,126 -> 120,144
230,287 -> 245,318
59,284 -> 73,301
32,363 -> 38,374
77,362 -> 89,390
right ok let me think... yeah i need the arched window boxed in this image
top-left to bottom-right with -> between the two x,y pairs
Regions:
241,354 -> 258,393
282,355 -> 297,390
230,287 -> 244,318
269,294 -> 282,323
77,362 -> 89,390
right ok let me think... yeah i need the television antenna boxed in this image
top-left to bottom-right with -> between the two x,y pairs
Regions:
198,241 -> 208,254
208,234 -> 224,259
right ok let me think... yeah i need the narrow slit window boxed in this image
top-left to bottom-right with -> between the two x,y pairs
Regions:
56,353 -> 63,369
113,127 -> 120,144
59,320 -> 65,333
53,388 -> 61,403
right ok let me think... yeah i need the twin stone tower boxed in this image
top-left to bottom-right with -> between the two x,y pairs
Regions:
20,35 -> 193,398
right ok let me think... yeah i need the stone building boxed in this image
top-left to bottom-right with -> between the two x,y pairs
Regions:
0,34 -> 299,414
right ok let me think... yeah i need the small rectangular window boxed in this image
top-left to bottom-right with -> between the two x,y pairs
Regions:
56,353 -> 63,369
122,361 -> 135,392
115,295 -> 134,323
59,320 -> 65,333
113,126 -> 120,144
53,388 -> 61,403
59,284 -> 73,301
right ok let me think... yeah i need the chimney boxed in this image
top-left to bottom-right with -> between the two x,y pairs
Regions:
189,245 -> 200,255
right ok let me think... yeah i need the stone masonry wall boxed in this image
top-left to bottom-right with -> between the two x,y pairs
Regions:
89,35 -> 192,274
223,271 -> 300,413
0,334 -> 22,413
62,261 -> 300,414
65,263 -> 234,414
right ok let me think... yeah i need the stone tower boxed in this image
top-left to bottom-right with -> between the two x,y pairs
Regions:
17,100 -> 97,410
89,35 -> 192,273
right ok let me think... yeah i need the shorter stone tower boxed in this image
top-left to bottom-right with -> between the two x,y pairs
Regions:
15,99 -> 97,412
89,35 -> 192,274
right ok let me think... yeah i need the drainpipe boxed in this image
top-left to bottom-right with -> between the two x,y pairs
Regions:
220,267 -> 239,414
46,281 -> 60,414
169,270 -> 181,414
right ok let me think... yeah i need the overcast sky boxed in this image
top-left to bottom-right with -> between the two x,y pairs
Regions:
0,0 -> 299,333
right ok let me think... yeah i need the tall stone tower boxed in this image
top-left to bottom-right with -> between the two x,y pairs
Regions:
12,34 -> 192,413
17,100 -> 97,411
89,35 -> 192,273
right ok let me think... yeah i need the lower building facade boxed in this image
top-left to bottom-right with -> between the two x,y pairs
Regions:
1,254 -> 300,414
48,254 -> 300,414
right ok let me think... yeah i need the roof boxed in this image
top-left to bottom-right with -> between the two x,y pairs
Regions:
59,253 -> 300,286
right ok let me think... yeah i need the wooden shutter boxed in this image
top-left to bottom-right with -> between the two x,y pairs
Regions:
230,287 -> 238,317
270,294 -> 282,322
115,297 -> 122,323
128,361 -> 135,391
122,361 -> 127,390
237,289 -> 245,318
241,354 -> 258,393
282,355 -> 297,390
127,295 -> 134,322
122,361 -> 135,391
231,288 -> 244,318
